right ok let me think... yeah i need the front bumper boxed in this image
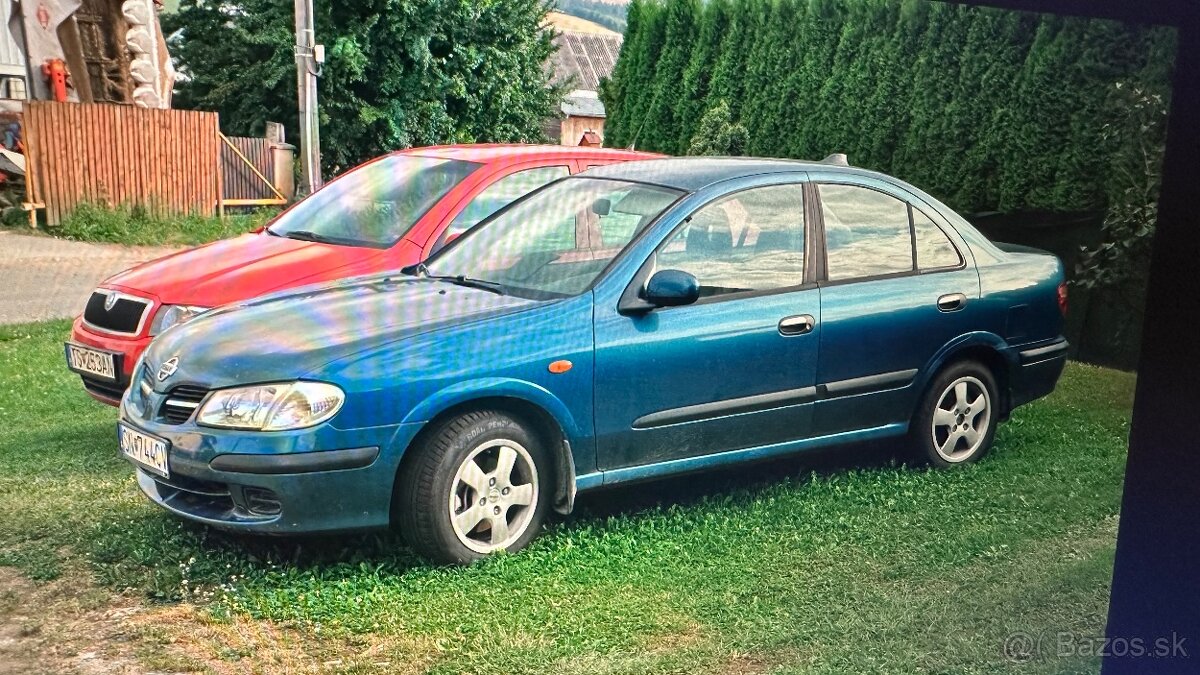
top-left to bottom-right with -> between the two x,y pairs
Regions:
70,316 -> 151,406
121,408 -> 423,535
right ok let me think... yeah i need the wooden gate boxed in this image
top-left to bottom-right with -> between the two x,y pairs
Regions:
219,134 -> 289,208
23,101 -> 221,225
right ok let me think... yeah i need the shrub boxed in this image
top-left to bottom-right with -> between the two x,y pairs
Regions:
54,202 -> 278,247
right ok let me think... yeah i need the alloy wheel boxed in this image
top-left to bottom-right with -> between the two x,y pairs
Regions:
931,375 -> 992,463
447,439 -> 539,553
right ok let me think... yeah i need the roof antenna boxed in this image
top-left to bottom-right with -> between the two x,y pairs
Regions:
822,153 -> 849,166
626,89 -> 663,151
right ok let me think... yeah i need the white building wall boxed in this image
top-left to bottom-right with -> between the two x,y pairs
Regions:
0,1 -> 25,78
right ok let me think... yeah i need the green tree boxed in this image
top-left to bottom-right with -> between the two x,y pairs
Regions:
639,0 -> 700,153
166,0 -> 563,175
688,100 -> 749,156
602,0 -> 1174,222
949,7 -> 1037,212
1076,82 -> 1169,290
678,0 -> 732,153
600,0 -> 647,148
600,0 -> 668,149
705,0 -> 754,121
779,0 -> 844,160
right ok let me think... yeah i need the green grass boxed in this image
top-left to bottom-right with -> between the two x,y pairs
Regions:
29,201 -> 279,247
0,319 -> 1133,673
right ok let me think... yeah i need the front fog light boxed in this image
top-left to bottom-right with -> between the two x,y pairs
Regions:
197,382 -> 344,431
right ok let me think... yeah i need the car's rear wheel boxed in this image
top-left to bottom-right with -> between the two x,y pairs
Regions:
911,361 -> 999,467
396,410 -> 551,564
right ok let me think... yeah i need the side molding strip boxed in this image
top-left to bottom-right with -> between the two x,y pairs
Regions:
632,386 -> 819,429
819,368 -> 918,398
631,368 -> 918,431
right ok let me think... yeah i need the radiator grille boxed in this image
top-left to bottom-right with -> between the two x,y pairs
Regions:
82,291 -> 150,335
160,384 -> 209,424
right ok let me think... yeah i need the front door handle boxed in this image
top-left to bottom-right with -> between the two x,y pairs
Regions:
937,293 -> 967,312
779,314 -> 816,336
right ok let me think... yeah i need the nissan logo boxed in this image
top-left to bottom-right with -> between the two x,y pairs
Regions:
157,357 -> 180,382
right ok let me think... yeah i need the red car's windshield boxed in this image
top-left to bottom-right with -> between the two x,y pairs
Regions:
267,155 -> 480,248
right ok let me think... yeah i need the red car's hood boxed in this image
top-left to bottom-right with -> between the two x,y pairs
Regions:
102,233 -> 400,306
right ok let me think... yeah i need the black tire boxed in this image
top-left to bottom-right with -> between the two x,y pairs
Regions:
910,360 -> 1000,468
395,410 -> 553,564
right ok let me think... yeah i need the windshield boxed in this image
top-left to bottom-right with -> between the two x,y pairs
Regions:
267,155 -> 480,247
425,177 -> 682,298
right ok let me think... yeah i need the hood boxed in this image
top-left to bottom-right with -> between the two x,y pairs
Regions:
103,233 -> 394,306
142,276 -> 536,388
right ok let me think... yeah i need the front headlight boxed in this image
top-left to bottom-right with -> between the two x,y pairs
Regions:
149,304 -> 210,336
196,382 -> 344,431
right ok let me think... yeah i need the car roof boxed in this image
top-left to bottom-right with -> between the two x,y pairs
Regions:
579,156 -> 882,191
401,143 -> 657,163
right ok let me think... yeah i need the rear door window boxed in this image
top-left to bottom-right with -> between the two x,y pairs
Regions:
819,184 -> 914,281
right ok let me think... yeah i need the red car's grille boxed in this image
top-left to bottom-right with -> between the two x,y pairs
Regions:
83,291 -> 150,335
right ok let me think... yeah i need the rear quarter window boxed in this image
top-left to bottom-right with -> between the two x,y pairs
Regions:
913,208 -> 964,270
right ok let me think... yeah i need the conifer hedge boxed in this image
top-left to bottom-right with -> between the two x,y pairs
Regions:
600,0 -> 1175,216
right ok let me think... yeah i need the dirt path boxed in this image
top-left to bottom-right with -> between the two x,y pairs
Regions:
0,565 -> 424,674
0,567 -> 154,675
0,231 -> 181,326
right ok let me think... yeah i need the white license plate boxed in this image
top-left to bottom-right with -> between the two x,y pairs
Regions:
118,423 -> 170,478
65,343 -> 117,381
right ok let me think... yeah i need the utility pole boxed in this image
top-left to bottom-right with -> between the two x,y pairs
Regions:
294,0 -> 323,195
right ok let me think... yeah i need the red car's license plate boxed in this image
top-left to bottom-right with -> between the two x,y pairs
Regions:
65,342 -> 119,381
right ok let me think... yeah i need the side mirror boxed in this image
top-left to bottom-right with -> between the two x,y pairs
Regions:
643,269 -> 700,308
444,231 -> 463,246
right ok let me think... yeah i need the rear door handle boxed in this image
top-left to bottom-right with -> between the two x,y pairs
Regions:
779,314 -> 816,336
937,293 -> 967,312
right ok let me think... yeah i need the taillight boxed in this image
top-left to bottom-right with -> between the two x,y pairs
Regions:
1057,281 -> 1068,317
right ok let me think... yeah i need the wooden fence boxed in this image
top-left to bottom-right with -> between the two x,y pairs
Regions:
23,101 -> 221,225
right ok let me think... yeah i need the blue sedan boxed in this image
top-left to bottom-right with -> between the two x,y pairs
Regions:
119,157 -> 1069,563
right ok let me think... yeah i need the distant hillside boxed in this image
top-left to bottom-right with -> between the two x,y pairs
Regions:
555,0 -> 628,34
545,11 -> 619,36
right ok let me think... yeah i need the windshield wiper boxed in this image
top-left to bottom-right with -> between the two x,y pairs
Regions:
402,264 -> 504,295
282,230 -> 361,246
427,273 -> 506,295
282,230 -> 336,243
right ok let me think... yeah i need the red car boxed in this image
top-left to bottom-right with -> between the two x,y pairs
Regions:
66,144 -> 653,405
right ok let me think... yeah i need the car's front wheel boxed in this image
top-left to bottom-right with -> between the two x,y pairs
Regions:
396,410 -> 551,564
911,361 -> 999,467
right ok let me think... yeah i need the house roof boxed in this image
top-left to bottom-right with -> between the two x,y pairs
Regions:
549,31 -> 623,92
561,90 -> 606,118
